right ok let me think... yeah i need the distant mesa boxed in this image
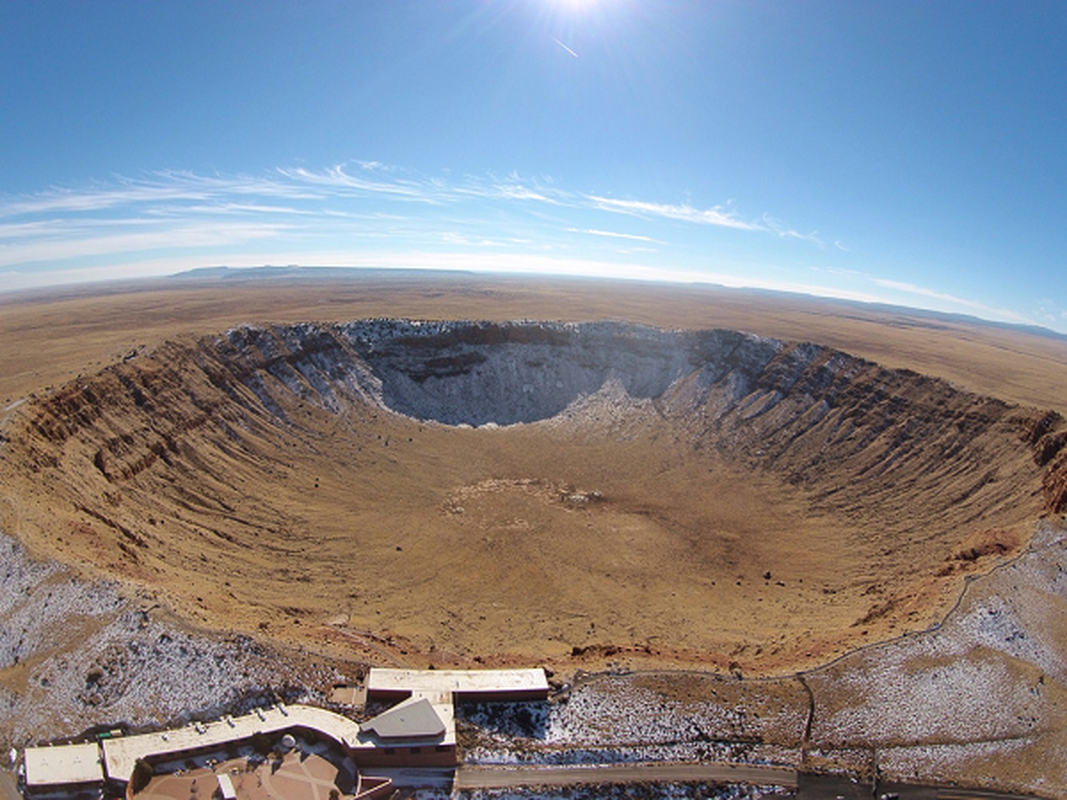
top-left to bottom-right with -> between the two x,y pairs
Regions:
169,265 -> 474,282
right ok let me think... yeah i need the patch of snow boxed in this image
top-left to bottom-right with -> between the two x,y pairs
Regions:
807,520 -> 1067,789
0,531 -> 353,748
458,678 -> 802,770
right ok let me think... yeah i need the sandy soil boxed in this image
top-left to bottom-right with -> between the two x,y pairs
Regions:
1,276 -> 1063,678
2,274 -> 1067,795
0,320 -> 1050,679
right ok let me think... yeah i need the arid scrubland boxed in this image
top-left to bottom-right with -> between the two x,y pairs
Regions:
2,273 -> 1067,795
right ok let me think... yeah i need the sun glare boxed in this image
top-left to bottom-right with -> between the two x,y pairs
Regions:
546,0 -> 601,14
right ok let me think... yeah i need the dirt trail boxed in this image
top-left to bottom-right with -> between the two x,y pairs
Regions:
454,761 -> 798,790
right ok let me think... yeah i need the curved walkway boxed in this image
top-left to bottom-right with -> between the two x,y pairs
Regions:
103,704 -> 364,781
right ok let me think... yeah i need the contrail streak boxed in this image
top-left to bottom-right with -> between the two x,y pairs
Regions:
552,37 -> 579,58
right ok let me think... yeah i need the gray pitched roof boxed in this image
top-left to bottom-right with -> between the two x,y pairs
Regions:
359,697 -> 446,740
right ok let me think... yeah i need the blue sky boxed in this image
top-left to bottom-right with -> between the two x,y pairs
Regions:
2,1 -> 1066,331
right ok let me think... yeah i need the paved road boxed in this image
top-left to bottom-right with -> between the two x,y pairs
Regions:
455,761 -> 798,790
922,788 -> 1040,800
799,774 -> 1040,800
0,771 -> 21,800
455,766 -> 1039,800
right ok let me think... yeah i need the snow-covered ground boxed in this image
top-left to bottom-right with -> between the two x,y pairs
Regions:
450,521 -> 1067,795
806,520 -> 1067,793
7,516 -> 1067,795
458,676 -> 803,769
0,531 -> 355,749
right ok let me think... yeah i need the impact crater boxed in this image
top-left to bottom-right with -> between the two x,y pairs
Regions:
6,319 -> 1066,673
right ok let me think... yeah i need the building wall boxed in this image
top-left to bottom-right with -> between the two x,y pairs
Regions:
453,688 -> 549,703
26,780 -> 104,796
349,742 -> 457,769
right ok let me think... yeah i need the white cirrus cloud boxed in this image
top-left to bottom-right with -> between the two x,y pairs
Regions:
568,228 -> 655,242
0,163 -> 837,294
872,278 -> 1029,323
873,278 -> 984,309
276,164 -> 432,201
586,195 -> 763,232
0,221 -> 289,269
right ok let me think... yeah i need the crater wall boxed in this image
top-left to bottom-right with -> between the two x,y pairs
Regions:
5,319 -> 1067,673
15,319 -> 1067,516
339,320 -> 763,426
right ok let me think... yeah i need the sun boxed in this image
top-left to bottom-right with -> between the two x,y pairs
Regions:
545,0 -> 602,13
